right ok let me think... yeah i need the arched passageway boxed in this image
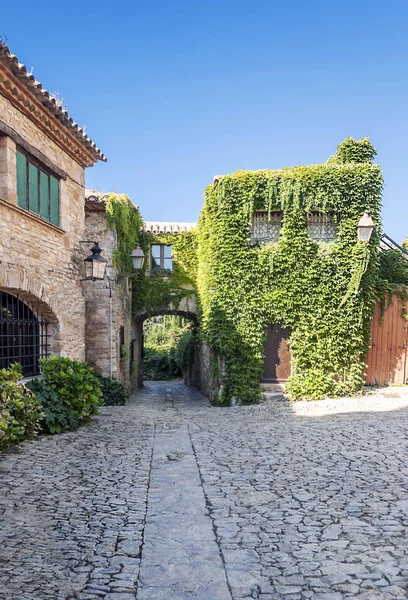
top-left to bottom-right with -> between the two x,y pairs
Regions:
132,308 -> 198,390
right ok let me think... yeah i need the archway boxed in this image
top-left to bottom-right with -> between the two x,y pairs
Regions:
262,324 -> 291,383
132,309 -> 198,390
0,290 -> 58,376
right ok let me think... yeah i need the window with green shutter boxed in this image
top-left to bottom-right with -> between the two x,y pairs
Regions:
15,148 -> 60,226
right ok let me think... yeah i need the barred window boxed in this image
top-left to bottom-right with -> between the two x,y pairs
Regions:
307,212 -> 338,242
251,211 -> 282,243
0,292 -> 49,377
16,148 -> 60,226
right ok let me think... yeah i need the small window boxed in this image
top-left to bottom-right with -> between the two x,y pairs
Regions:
251,211 -> 282,243
16,148 -> 59,226
151,244 -> 173,272
307,212 -> 337,242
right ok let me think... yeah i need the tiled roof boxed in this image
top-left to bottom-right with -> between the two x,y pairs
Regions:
0,43 -> 106,162
144,222 -> 197,234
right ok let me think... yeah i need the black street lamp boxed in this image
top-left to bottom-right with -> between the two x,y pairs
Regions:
81,242 -> 145,282
83,242 -> 108,281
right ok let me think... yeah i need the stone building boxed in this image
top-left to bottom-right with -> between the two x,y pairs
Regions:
0,42 -> 106,376
83,192 -> 137,391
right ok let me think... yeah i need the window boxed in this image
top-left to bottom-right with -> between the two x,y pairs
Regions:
0,292 -> 49,377
16,148 -> 60,226
251,211 -> 282,243
151,244 -> 173,271
307,212 -> 337,242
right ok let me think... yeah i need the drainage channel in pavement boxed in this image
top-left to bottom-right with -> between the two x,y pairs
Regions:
136,424 -> 232,600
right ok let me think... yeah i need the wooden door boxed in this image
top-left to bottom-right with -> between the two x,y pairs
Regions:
366,296 -> 408,385
262,324 -> 291,382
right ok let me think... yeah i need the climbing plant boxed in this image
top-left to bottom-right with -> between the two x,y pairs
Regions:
196,138 -> 384,403
105,193 -> 144,276
132,230 -> 197,317
103,194 -> 197,318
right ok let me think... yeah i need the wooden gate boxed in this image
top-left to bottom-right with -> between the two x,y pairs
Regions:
366,295 -> 408,385
262,324 -> 291,382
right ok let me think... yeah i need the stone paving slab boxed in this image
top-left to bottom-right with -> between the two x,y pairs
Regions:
137,425 -> 231,600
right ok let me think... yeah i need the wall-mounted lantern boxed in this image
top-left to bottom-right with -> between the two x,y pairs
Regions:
357,212 -> 375,243
130,244 -> 145,271
83,242 -> 108,281
81,242 -> 145,282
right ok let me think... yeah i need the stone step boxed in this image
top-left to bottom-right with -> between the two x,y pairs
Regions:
261,382 -> 286,393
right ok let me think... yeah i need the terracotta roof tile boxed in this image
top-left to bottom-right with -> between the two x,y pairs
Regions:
144,222 -> 196,234
0,43 -> 106,162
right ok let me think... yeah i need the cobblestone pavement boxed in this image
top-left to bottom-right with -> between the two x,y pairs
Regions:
1,383 -> 408,599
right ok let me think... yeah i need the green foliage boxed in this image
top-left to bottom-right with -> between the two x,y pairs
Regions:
173,329 -> 195,372
0,363 -> 43,449
143,346 -> 180,380
197,138 -> 383,403
26,378 -> 72,434
375,249 -> 408,320
403,237 -> 408,252
143,316 -> 194,380
328,137 -> 377,164
105,193 -> 144,276
132,230 -> 197,317
37,356 -> 102,430
94,373 -> 128,406
120,345 -> 129,361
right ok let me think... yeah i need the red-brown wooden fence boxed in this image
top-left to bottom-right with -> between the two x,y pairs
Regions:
366,295 -> 408,385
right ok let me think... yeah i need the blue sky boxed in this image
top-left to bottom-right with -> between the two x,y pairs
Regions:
2,0 -> 407,241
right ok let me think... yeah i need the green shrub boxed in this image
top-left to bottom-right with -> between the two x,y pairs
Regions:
143,346 -> 181,380
37,356 -> 102,430
173,329 -> 195,371
0,363 -> 43,449
94,373 -> 128,406
25,378 -> 73,434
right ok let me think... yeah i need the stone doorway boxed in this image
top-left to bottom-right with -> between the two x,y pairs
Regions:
262,324 -> 291,382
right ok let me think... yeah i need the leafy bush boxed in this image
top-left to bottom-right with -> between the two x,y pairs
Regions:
25,378 -> 72,434
173,329 -> 195,371
0,363 -> 43,449
35,356 -> 102,431
143,316 -> 195,380
143,346 -> 180,380
94,373 -> 128,405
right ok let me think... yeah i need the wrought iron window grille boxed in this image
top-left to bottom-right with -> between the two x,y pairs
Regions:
307,211 -> 338,242
0,292 -> 50,377
250,211 -> 283,244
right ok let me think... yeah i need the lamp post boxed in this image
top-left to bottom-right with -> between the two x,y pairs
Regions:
357,212 -> 375,242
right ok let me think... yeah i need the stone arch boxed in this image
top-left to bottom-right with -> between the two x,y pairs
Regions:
0,274 -> 61,363
132,299 -> 198,390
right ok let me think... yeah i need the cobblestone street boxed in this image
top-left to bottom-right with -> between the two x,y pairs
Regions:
1,382 -> 408,600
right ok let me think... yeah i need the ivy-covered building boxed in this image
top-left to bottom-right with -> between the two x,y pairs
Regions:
127,138 -> 386,403
194,138 -> 383,403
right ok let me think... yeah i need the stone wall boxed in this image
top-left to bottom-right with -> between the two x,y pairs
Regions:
0,93 -> 87,360
83,200 -> 133,390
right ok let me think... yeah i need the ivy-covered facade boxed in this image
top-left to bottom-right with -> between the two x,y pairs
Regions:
98,138 -> 407,403
196,138 -> 384,403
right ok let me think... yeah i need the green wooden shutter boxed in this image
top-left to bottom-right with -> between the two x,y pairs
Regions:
50,176 -> 59,226
28,163 -> 39,213
16,151 -> 27,209
40,171 -> 49,219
